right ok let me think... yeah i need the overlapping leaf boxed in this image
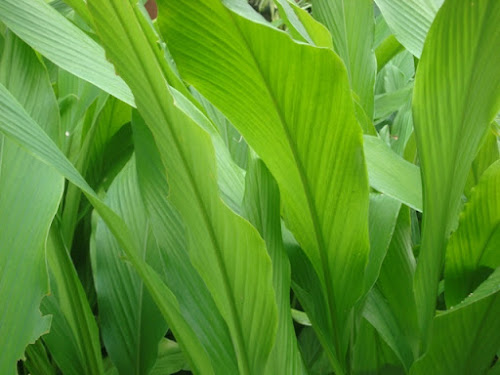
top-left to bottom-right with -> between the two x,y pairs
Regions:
87,2 -> 278,373
0,76 -> 214,375
92,157 -> 168,375
0,0 -> 134,105
412,0 -> 500,342
313,0 -> 377,119
243,156 -> 306,374
445,161 -> 500,307
410,268 -> 500,374
374,0 -> 443,57
159,1 -> 370,370
0,34 -> 63,375
132,116 -> 238,374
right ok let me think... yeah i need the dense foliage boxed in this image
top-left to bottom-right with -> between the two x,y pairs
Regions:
0,0 -> 499,374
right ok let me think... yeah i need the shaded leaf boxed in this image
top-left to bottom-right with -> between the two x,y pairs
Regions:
445,161 -> 500,307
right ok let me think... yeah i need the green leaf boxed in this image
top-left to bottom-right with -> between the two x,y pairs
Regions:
132,117 -> 239,374
274,0 -> 332,48
0,77 -> 214,375
0,33 -> 64,375
374,0 -> 443,57
412,0 -> 500,343
92,157 -> 168,375
465,127 -> 500,198
23,341 -> 56,375
41,225 -> 104,375
352,316 -> 405,375
363,135 -> 422,211
243,155 -> 307,374
375,35 -> 405,72
445,161 -> 500,307
0,0 -> 134,106
313,0 -> 377,119
364,194 -> 401,292
410,267 -> 500,375
87,2 -> 279,373
160,1 -> 370,371
372,206 -> 419,369
150,339 -> 190,375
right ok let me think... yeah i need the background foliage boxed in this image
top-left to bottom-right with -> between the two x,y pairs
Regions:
0,0 -> 499,374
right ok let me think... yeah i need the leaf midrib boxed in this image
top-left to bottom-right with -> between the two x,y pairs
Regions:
106,3 -> 251,374
224,5 -> 346,368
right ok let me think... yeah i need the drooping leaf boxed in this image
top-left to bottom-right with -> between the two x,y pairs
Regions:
363,135 -> 422,211
0,79 -> 215,375
0,34 -> 64,375
87,2 -> 279,373
374,0 -> 443,57
0,0 -> 134,106
160,1 -> 370,371
445,161 -> 500,307
375,35 -> 405,72
412,0 -> 500,343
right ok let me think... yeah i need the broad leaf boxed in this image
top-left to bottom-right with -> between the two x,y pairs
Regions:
364,194 -> 401,292
160,1 -> 370,371
0,34 -> 63,375
0,79 -> 215,375
87,2 -> 279,373
412,0 -> 500,343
